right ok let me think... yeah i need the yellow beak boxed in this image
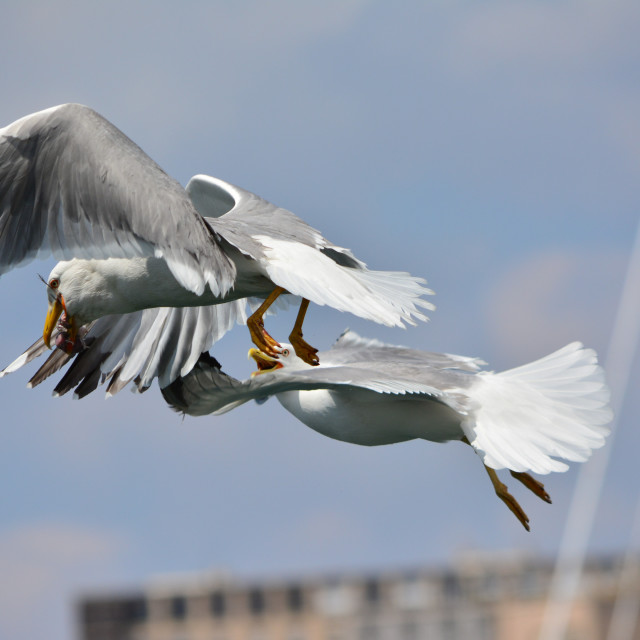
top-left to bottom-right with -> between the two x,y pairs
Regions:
248,348 -> 283,376
43,298 -> 64,348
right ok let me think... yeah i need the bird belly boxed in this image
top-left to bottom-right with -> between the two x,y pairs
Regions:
277,388 -> 463,446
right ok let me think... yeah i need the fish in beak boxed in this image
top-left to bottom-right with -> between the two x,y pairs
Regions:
249,348 -> 283,376
43,295 -> 78,353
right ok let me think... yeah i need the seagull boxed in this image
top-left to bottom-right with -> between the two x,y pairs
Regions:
161,330 -> 613,531
0,103 -> 434,383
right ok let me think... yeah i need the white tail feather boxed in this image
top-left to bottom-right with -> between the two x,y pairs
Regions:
461,342 -> 613,474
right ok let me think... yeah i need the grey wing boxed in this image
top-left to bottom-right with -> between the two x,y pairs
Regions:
161,355 -> 258,416
159,360 -> 380,418
1,301 -> 247,397
163,355 -> 476,418
325,329 -> 487,372
187,173 -> 353,262
0,104 -> 235,295
188,175 -> 435,327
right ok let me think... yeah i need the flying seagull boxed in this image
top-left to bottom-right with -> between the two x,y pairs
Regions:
161,331 -> 612,531
0,104 -> 434,380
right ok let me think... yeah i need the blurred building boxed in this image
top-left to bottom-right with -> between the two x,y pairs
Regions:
78,552 -> 639,640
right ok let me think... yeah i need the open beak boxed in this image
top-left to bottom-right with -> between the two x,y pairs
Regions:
43,298 -> 64,348
43,294 -> 78,352
248,348 -> 283,376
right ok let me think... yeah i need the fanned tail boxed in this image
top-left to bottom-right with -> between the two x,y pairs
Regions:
462,342 -> 613,474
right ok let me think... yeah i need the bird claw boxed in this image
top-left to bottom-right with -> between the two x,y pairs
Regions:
247,317 -> 282,357
290,332 -> 320,366
510,471 -> 552,504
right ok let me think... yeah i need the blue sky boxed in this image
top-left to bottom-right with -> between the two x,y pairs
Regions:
0,1 -> 639,638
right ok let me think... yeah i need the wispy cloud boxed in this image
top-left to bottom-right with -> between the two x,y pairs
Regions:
485,249 -> 626,364
0,523 -> 127,640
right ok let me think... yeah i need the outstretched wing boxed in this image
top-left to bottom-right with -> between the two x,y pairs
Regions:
1,301 -> 247,395
161,349 -> 475,417
0,104 -> 235,295
190,174 -> 436,327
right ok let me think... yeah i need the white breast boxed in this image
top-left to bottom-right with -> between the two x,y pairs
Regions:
276,388 -> 464,446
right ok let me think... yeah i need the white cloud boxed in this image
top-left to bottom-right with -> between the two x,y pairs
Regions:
485,249 -> 626,365
0,523 -> 127,640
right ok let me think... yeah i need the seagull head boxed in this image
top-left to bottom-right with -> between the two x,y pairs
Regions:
249,343 -> 313,376
42,261 -> 86,353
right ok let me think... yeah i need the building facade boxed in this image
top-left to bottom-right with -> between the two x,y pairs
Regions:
79,553 -> 639,640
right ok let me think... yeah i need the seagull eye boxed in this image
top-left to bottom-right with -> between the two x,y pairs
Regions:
49,278 -> 59,290
281,348 -> 290,357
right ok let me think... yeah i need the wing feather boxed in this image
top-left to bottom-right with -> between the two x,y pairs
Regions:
0,104 -> 235,295
195,174 -> 435,326
2,301 -> 247,397
327,330 -> 486,371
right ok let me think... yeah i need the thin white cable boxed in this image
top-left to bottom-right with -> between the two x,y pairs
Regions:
538,218 -> 640,640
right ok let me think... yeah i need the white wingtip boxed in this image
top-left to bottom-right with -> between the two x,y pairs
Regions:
1,352 -> 34,377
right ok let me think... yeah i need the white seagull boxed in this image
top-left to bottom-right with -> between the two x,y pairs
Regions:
161,331 -> 613,531
0,104 -> 434,385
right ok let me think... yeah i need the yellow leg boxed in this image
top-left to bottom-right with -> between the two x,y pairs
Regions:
461,437 -> 531,531
247,286 -> 286,356
483,465 -> 531,532
288,298 -> 319,366
510,471 -> 552,504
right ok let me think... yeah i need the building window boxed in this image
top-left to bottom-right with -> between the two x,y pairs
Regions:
82,598 -> 148,625
249,588 -> 265,615
171,596 -> 187,620
210,591 -> 226,617
364,579 -> 380,606
127,598 -> 147,622
287,585 -> 304,612
316,583 -> 356,616
442,573 -> 460,600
